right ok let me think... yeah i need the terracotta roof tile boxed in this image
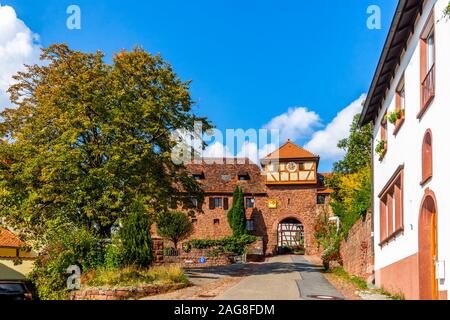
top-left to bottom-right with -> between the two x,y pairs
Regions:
0,227 -> 25,248
186,158 -> 266,194
262,140 -> 318,160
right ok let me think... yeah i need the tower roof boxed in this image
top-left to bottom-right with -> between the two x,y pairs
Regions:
262,140 -> 319,161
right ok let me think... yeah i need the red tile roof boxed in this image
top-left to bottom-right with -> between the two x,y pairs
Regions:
0,227 -> 25,248
186,158 -> 266,194
262,140 -> 318,160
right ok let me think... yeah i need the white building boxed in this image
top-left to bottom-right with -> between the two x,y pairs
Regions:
360,0 -> 450,300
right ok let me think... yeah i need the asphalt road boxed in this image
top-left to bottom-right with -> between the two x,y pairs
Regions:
215,255 -> 345,300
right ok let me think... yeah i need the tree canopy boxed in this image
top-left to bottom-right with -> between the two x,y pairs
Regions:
156,211 -> 193,249
326,113 -> 372,235
0,44 -> 211,242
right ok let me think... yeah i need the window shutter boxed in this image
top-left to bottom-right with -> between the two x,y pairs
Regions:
223,197 -> 229,210
197,198 -> 203,210
209,197 -> 215,210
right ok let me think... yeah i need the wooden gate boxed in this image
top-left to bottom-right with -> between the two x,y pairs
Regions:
277,218 -> 304,249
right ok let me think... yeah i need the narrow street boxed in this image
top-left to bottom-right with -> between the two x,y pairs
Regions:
144,255 -> 345,300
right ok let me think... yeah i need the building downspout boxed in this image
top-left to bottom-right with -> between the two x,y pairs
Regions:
370,122 -> 376,286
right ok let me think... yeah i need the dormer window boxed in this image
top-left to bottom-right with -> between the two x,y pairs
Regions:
192,172 -> 205,180
238,174 -> 250,181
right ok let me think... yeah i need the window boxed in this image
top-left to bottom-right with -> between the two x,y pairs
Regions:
189,197 -> 198,208
192,172 -> 205,180
421,130 -> 433,185
221,175 -> 231,181
238,174 -> 250,181
213,219 -> 220,225
379,167 -> 404,245
246,219 -> 255,232
246,197 -> 255,209
209,197 -> 223,209
317,195 -> 326,205
419,11 -> 436,116
393,77 -> 406,135
214,197 -> 222,208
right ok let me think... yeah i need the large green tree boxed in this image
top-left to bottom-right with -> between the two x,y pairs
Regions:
0,44 -> 211,242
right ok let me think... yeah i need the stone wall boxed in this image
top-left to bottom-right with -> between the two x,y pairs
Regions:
163,253 -> 232,268
70,283 -> 188,300
152,239 -> 234,268
340,210 -> 374,282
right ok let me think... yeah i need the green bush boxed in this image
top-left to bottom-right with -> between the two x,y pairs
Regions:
120,198 -> 154,268
190,235 -> 256,255
104,243 -> 123,270
28,227 -> 105,300
321,242 -> 342,271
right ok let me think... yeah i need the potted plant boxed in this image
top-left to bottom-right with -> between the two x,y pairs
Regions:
387,109 -> 404,124
375,140 -> 387,159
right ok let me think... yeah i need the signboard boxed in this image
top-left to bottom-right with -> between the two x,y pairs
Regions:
268,200 -> 277,209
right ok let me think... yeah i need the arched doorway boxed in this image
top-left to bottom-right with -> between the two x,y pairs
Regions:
277,218 -> 304,253
418,191 -> 438,300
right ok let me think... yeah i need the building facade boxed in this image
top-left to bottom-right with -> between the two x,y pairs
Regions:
183,140 -> 332,256
0,227 -> 36,280
360,0 -> 450,300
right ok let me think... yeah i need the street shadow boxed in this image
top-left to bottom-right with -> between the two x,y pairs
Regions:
185,256 -> 325,278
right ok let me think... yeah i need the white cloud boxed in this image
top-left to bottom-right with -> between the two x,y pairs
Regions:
304,94 -> 366,160
263,107 -> 321,142
0,4 -> 41,110
202,141 -> 233,158
237,141 -> 277,164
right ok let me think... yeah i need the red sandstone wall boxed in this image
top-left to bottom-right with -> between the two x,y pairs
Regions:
189,186 -> 325,256
340,211 -> 375,282
375,253 -> 420,300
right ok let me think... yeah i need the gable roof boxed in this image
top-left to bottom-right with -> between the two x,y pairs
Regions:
186,158 -> 266,194
0,227 -> 25,248
360,0 -> 424,126
262,140 -> 318,161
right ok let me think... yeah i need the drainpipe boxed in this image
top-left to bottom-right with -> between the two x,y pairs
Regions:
370,122 -> 376,285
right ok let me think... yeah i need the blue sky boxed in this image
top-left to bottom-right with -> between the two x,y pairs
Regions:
0,0 -> 397,171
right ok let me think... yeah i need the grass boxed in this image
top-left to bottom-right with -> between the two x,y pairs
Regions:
374,288 -> 404,300
82,265 -> 190,288
324,267 -> 368,290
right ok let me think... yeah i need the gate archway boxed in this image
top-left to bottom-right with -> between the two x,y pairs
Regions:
277,218 -> 304,250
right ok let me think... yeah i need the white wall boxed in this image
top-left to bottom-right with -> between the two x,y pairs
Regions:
372,0 -> 450,295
